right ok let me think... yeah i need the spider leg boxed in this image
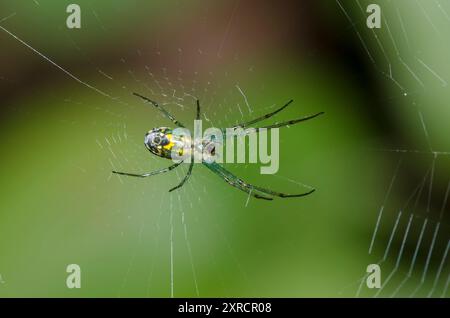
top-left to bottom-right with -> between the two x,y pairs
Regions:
203,162 -> 272,200
232,99 -> 293,129
196,99 -> 200,120
168,99 -> 200,192
254,111 -> 324,130
251,185 -> 315,198
169,160 -> 194,192
203,162 -> 313,200
112,161 -> 183,178
133,92 -> 185,128
236,111 -> 324,135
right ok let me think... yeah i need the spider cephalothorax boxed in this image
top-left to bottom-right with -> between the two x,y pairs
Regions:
144,127 -> 173,159
145,127 -> 188,160
113,92 -> 323,199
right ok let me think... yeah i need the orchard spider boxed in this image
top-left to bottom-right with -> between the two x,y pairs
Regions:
113,93 -> 323,200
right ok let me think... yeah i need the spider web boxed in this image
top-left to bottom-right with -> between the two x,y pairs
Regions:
91,50 -> 318,297
84,46 -> 269,297
0,1 -> 322,297
335,0 -> 450,297
1,0 -> 448,298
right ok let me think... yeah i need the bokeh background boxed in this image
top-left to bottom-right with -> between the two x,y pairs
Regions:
0,0 -> 448,297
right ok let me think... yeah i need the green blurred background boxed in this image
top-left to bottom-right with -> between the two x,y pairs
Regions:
0,0 -> 448,297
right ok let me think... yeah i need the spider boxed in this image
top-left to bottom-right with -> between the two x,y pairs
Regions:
112,92 -> 324,200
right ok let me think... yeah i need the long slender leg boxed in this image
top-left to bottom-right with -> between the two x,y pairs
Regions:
196,99 -> 200,120
237,111 -> 324,135
203,162 -> 314,200
169,161 -> 194,192
133,92 -> 185,128
168,99 -> 200,192
112,161 -> 182,178
252,185 -> 315,198
255,112 -> 324,130
203,162 -> 272,200
232,99 -> 293,129
224,110 -> 324,137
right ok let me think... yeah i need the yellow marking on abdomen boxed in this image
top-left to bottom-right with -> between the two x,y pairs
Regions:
163,133 -> 175,150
